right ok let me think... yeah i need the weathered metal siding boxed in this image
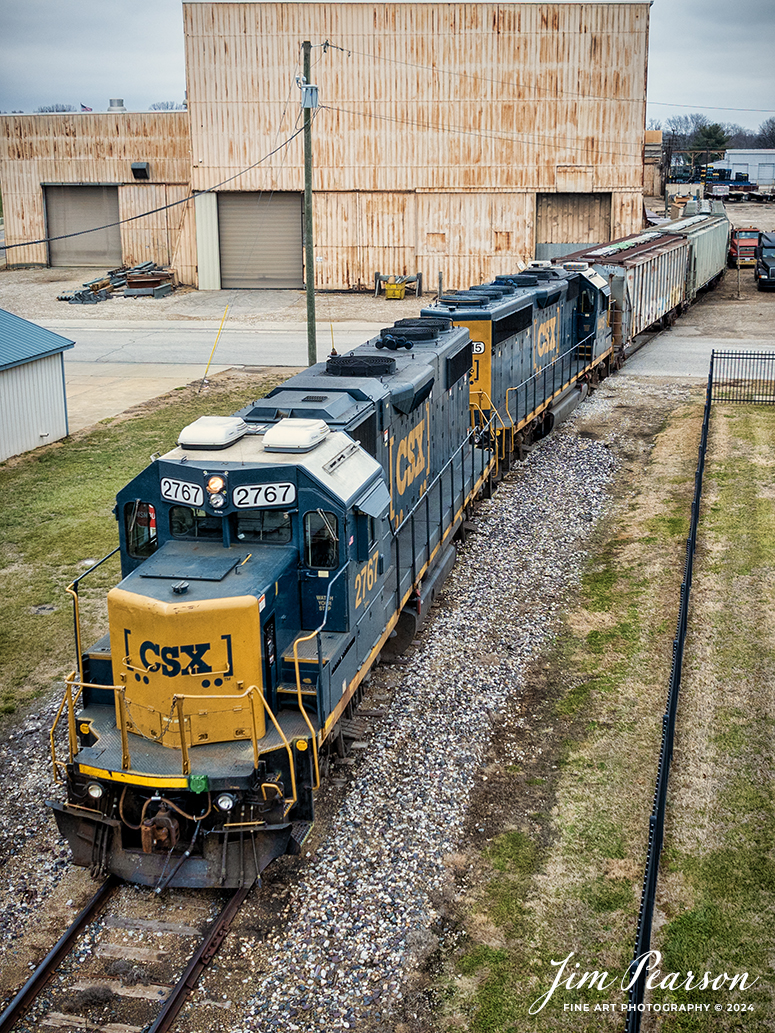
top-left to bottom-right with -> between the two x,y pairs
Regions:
184,2 -> 649,287
0,354 -> 68,462
0,114 -> 193,274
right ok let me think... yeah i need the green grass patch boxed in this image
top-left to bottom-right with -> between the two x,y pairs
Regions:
650,405 -> 775,1027
457,943 -> 509,976
584,876 -> 633,913
0,373 -> 285,710
487,830 -> 538,875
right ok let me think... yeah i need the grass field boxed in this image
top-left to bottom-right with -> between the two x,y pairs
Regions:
0,370 -> 285,716
435,401 -> 775,1032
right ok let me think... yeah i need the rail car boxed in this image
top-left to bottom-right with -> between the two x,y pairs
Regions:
48,264 -> 614,889
555,211 -> 730,352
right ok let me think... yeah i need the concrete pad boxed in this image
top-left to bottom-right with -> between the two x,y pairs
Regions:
64,361 -> 231,433
621,333 -> 775,380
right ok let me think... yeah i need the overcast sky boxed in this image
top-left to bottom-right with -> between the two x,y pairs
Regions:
1,0 -> 773,133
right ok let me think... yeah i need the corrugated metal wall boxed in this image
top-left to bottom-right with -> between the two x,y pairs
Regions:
184,2 -> 649,288
0,354 -> 69,462
0,4 -> 650,290
0,113 -> 195,281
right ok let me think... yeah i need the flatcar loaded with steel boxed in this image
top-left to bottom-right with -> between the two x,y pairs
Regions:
47,265 -> 633,889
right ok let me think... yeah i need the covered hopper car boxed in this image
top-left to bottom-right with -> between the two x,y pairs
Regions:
555,211 -> 729,354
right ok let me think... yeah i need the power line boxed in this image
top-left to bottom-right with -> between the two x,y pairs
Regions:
2,125 -> 306,252
649,100 -> 775,115
319,103 -> 645,163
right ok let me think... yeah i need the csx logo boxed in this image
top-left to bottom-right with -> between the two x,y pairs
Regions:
536,316 -> 558,358
139,640 -> 213,678
395,419 -> 427,495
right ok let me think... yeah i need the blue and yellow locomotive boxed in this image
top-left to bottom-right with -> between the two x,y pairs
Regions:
49,265 -> 612,889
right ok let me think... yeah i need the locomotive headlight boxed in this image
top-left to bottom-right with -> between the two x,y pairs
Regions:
209,493 -> 226,509
216,793 -> 236,811
207,475 -> 226,493
87,782 -> 104,800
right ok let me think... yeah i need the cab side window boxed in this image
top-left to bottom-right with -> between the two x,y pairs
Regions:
125,501 -> 158,559
304,510 -> 339,569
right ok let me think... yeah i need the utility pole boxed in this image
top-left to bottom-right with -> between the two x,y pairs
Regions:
302,40 -> 317,367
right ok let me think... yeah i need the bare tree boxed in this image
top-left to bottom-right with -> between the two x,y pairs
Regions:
664,113 -> 710,151
722,123 -> 759,148
756,117 -> 775,148
35,104 -> 77,113
149,101 -> 185,111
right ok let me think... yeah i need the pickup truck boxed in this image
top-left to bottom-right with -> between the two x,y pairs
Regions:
754,233 -> 775,290
728,227 -> 760,267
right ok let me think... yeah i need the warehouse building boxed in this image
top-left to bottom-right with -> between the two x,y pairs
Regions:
0,1 -> 651,291
708,150 -> 775,187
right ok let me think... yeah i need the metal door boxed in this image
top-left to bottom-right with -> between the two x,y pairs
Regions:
45,185 -> 122,267
218,192 -> 303,288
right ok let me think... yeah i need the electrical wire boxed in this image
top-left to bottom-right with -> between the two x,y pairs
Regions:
2,123 -> 306,252
320,38 -> 646,106
321,39 -> 775,118
319,102 -> 646,162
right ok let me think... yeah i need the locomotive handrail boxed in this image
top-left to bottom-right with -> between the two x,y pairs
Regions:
479,387 -> 515,457
248,684 -> 298,813
50,673 -> 85,780
292,563 -> 350,790
65,548 -> 120,684
392,418 -> 497,545
470,395 -> 509,466
391,420 -> 497,623
505,335 -> 599,432
168,684 -> 264,774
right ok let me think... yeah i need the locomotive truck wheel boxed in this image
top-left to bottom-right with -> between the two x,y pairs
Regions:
382,608 -> 419,658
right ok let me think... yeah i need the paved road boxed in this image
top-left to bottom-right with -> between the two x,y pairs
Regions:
39,316 -> 775,434
48,320 -> 382,433
46,321 -> 380,367
623,329 -> 775,379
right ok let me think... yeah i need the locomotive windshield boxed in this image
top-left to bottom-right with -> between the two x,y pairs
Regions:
235,510 -> 292,543
169,505 -> 293,544
169,506 -> 222,539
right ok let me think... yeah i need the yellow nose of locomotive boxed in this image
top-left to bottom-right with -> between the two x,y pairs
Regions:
108,588 -> 265,747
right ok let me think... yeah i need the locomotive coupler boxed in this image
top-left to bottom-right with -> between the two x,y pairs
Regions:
141,805 -> 180,854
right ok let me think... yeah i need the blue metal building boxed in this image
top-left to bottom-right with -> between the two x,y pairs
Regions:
0,308 -> 74,462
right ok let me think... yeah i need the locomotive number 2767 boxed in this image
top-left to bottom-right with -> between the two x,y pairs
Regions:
232,482 -> 297,508
355,551 -> 380,609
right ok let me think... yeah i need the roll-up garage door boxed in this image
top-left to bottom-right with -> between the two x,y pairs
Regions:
535,193 -> 611,261
218,193 -> 303,288
45,185 -> 122,267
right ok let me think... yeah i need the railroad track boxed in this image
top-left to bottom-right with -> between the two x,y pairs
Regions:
0,875 -> 254,1033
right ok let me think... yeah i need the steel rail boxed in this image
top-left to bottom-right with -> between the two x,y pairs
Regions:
146,880 -> 256,1033
0,875 -> 255,1033
0,874 -> 120,1033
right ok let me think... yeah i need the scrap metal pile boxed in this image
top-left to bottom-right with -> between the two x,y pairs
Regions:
57,262 -> 175,304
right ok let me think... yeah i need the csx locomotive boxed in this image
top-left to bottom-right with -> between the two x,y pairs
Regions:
49,263 -> 613,889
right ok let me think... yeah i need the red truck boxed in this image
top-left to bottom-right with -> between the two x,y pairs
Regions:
728,227 -> 760,267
